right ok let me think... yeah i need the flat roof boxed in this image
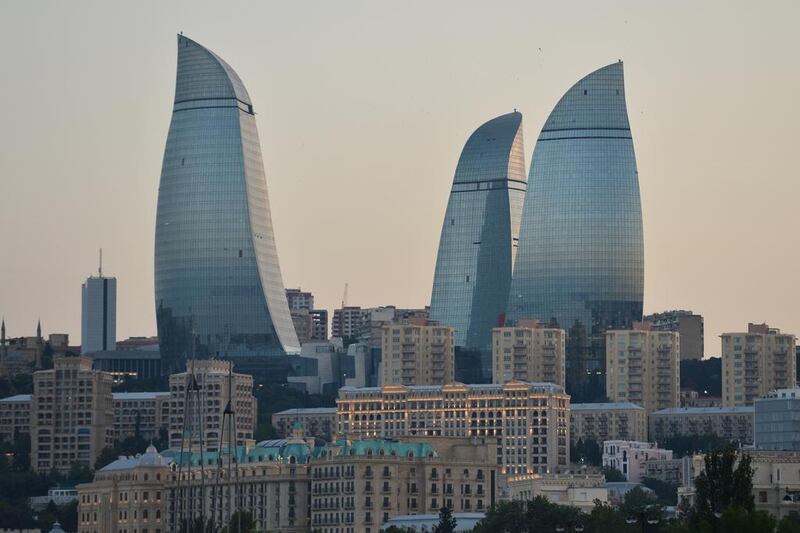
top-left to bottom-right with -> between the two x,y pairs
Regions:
273,407 -> 337,415
112,392 -> 170,400
0,394 -> 32,403
571,402 -> 644,411
652,406 -> 753,415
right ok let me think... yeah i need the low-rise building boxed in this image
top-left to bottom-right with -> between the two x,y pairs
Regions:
507,473 -> 607,512
272,407 -> 337,441
643,456 -> 695,486
754,388 -> 800,451
76,445 -> 171,533
491,321 -> 566,387
680,390 -> 721,408
0,393 -> 32,442
602,441 -> 672,483
649,406 -> 753,444
336,381 -> 570,475
570,402 -> 647,446
29,487 -> 79,511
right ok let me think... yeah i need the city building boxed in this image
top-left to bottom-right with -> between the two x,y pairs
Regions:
285,288 -> 314,312
76,445 -> 171,533
81,265 -> 117,354
508,62 -> 644,402
492,320 -> 565,387
644,310 -> 704,360
32,356 -> 114,473
680,389 -> 721,408
30,487 -> 79,511
0,321 -> 65,375
286,289 -> 317,344
89,349 -> 162,381
168,359 -> 256,452
383,513 -> 485,533
606,324 -> 680,414
570,402 -> 647,446
754,388 -> 800,451
332,306 -> 368,339
116,336 -> 160,351
272,407 -> 337,441
112,392 -> 170,441
0,393 -> 31,442
507,473 -> 608,512
602,441 -> 672,483
336,381 -> 570,475
311,309 -> 329,341
721,323 -> 797,406
429,112 -> 527,381
649,406 -> 753,444
381,322 -> 455,386
288,339 -> 345,395
154,35 -> 299,374
643,456 -> 695,486
310,437 -> 497,531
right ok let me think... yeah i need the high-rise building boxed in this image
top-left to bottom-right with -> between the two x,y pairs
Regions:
430,112 -> 527,381
491,320 -> 566,387
336,381 -> 570,475
380,322 -> 455,386
154,35 -> 299,373
606,324 -> 680,414
332,306 -> 368,339
81,266 -> 117,354
32,356 -> 114,473
754,388 -> 800,450
721,323 -> 796,406
285,288 -> 314,311
168,359 -> 256,451
310,309 -> 328,341
644,310 -> 704,360
508,62 -> 644,402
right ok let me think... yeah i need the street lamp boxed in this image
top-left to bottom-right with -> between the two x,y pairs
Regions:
555,522 -> 585,532
626,504 -> 660,533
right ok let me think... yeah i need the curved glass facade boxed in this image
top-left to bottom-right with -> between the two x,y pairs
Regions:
155,35 -> 299,372
430,112 -> 527,377
508,62 -> 643,397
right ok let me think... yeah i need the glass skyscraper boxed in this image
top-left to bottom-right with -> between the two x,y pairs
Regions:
155,35 -> 299,373
430,112 -> 527,380
507,62 -> 643,400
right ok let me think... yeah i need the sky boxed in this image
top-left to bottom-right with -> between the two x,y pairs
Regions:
1,1 -> 798,357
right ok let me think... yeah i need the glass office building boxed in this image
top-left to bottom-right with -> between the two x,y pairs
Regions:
430,112 -> 527,380
155,35 -> 299,373
507,62 -> 643,399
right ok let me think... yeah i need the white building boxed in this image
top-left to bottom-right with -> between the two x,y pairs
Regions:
602,440 -> 672,483
81,272 -> 117,353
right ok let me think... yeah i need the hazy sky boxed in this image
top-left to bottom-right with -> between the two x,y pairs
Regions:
1,1 -> 798,356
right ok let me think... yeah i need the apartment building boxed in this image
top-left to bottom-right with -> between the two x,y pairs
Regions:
272,407 -> 337,441
570,402 -> 647,445
333,307 -> 368,339
492,321 -> 566,387
721,323 -> 797,406
168,359 -> 256,451
602,440 -> 672,483
336,381 -> 570,475
649,406 -> 753,444
32,356 -> 114,473
76,445 -> 171,533
381,323 -> 455,386
606,323 -> 680,414
0,393 -> 32,442
310,437 -> 497,532
644,310 -> 704,360
112,392 -> 170,441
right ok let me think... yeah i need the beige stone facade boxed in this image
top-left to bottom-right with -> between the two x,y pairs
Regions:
336,381 -> 570,475
310,437 -> 497,533
721,323 -> 796,406
606,324 -> 680,414
381,323 -> 454,386
112,392 -> 170,441
492,321 -> 565,387
77,445 -> 170,533
649,406 -> 753,444
570,402 -> 647,445
32,356 -> 114,473
507,473 -> 607,512
168,359 -> 257,451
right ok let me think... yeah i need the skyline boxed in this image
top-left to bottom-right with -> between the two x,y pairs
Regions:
1,1 -> 800,356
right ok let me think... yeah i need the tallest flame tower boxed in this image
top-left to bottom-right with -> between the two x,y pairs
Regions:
155,35 -> 299,373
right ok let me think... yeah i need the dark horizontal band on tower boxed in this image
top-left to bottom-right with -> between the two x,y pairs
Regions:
453,178 -> 527,186
450,186 -> 527,194
173,105 -> 255,115
537,136 -> 632,141
540,127 -> 631,132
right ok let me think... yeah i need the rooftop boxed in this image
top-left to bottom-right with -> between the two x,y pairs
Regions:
112,392 -> 170,401
652,406 -> 754,415
273,407 -> 337,416
572,402 -> 644,411
0,394 -> 32,403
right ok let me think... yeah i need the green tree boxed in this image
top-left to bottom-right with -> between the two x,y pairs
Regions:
778,512 -> 800,533
585,501 -> 629,533
717,506 -> 775,533
472,500 -> 527,533
572,437 -> 602,466
691,449 -> 754,528
602,466 -> 626,482
225,510 -> 257,533
434,506 -> 457,533
642,477 -> 678,505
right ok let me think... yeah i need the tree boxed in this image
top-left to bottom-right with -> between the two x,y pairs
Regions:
691,449 -> 754,528
642,477 -> 679,505
585,501 -> 629,533
716,506 -> 775,533
472,500 -> 527,533
224,510 -> 257,533
572,437 -> 602,466
602,466 -> 626,482
434,506 -> 457,533
778,512 -> 800,533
